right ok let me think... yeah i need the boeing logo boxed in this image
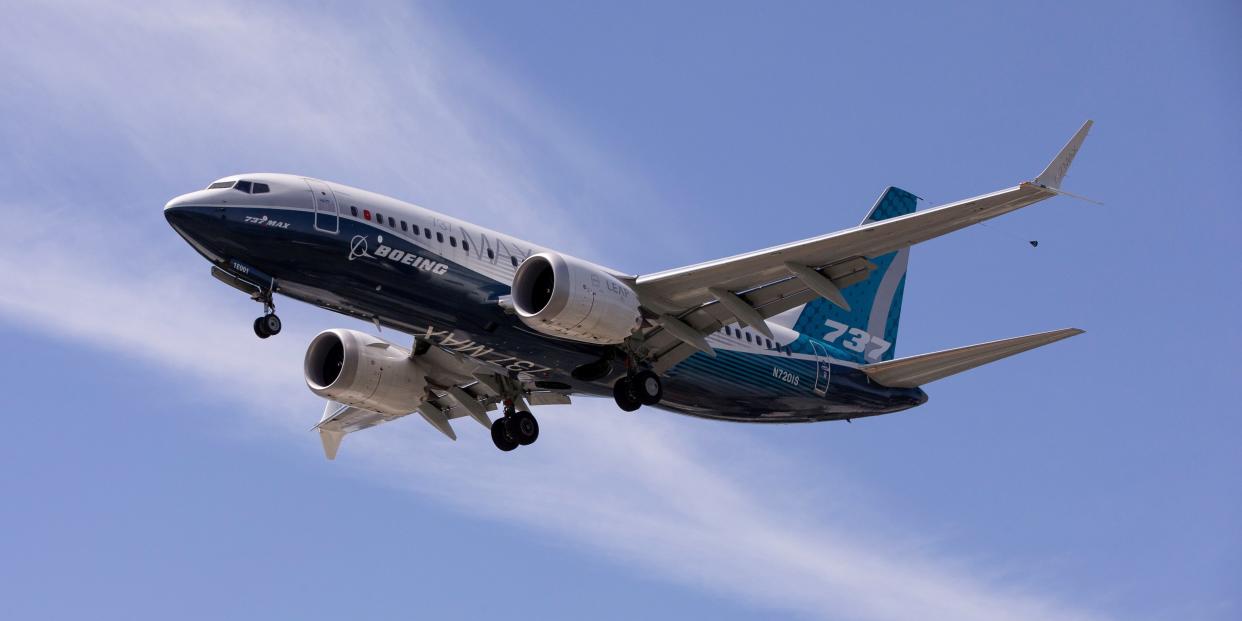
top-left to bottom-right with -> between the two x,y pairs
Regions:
348,234 -> 448,275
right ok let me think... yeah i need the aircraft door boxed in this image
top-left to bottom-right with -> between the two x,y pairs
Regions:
305,179 -> 339,233
809,340 -> 832,397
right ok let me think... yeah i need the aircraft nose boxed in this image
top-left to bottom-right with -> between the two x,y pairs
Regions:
164,193 -> 191,220
163,191 -> 210,228
163,191 -> 217,237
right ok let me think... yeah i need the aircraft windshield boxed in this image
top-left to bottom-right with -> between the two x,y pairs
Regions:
205,179 -> 270,194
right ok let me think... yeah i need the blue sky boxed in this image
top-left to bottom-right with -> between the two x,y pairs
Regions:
1,1 -> 1238,619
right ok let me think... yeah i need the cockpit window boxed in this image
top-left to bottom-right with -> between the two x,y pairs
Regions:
210,179 -> 270,193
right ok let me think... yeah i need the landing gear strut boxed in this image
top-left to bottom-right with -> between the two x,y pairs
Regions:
491,402 -> 539,451
613,370 -> 662,412
252,297 -> 282,339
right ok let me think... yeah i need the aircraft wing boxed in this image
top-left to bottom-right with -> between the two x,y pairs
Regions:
631,121 -> 1093,372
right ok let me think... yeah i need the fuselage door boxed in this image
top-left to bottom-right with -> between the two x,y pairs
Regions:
305,179 -> 339,233
809,339 -> 832,397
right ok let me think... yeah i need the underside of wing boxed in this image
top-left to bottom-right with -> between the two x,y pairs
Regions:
312,333 -> 574,459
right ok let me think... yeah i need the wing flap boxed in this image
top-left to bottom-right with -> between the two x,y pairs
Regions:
860,328 -> 1084,388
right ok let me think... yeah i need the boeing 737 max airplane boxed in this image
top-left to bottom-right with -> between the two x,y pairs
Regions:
164,121 -> 1094,458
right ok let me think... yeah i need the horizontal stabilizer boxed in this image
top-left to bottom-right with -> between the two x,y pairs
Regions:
860,328 -> 1084,388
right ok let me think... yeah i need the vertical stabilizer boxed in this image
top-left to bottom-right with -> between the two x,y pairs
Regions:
780,187 -> 917,362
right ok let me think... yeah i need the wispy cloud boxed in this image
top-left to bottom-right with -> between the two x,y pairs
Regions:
0,2 -> 1108,619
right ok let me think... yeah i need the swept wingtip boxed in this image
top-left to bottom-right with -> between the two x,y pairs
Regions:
1034,120 -> 1093,189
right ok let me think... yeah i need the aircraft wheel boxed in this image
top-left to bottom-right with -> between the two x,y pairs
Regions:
491,417 -> 519,452
613,377 -> 642,412
512,411 -> 539,446
633,370 -> 663,406
262,313 -> 282,336
253,317 -> 271,339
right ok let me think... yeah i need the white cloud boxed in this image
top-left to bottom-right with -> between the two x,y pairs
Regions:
0,2 -> 1109,619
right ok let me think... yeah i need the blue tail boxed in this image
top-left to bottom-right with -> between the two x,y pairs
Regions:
791,187 -> 917,362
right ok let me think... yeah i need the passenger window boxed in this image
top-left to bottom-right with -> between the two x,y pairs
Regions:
510,256 -> 519,267
376,212 -> 383,223
745,332 -> 752,343
350,206 -> 358,216
462,241 -> 469,252
765,338 -> 773,349
436,232 -> 444,243
235,180 -> 252,193
450,237 -> 457,248
424,228 -> 432,239
363,209 -> 372,221
252,183 -> 270,194
388,217 -> 395,227
487,248 -> 495,260
401,221 -> 408,231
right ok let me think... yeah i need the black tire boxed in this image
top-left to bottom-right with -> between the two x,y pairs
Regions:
633,370 -> 663,406
613,377 -> 642,412
512,411 -> 539,446
263,313 -> 282,335
253,317 -> 271,339
491,417 -> 519,452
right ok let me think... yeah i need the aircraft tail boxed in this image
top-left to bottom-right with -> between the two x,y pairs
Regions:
781,187 -> 918,362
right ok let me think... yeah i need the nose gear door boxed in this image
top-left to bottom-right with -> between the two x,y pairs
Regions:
809,340 -> 832,397
305,178 -> 339,233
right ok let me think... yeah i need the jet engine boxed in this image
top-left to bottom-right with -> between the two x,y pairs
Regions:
304,329 -> 428,415
511,252 -> 642,345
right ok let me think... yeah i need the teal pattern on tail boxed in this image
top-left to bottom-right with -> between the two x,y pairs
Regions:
792,187 -> 917,362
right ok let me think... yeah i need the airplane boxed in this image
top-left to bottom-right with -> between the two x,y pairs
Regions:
164,121 -> 1094,459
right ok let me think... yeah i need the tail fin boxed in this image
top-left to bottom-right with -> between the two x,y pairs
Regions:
785,187 -> 918,362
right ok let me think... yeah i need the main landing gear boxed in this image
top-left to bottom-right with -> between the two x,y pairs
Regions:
613,370 -> 662,412
252,298 -> 282,339
490,401 -> 540,452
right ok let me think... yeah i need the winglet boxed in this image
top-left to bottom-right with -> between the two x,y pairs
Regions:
1034,120 -> 1093,189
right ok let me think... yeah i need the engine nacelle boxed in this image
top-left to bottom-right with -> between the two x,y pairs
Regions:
511,252 -> 642,345
304,329 -> 428,415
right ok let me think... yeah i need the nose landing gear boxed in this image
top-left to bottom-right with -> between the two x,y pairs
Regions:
253,311 -> 282,338
252,296 -> 281,339
210,263 -> 283,339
